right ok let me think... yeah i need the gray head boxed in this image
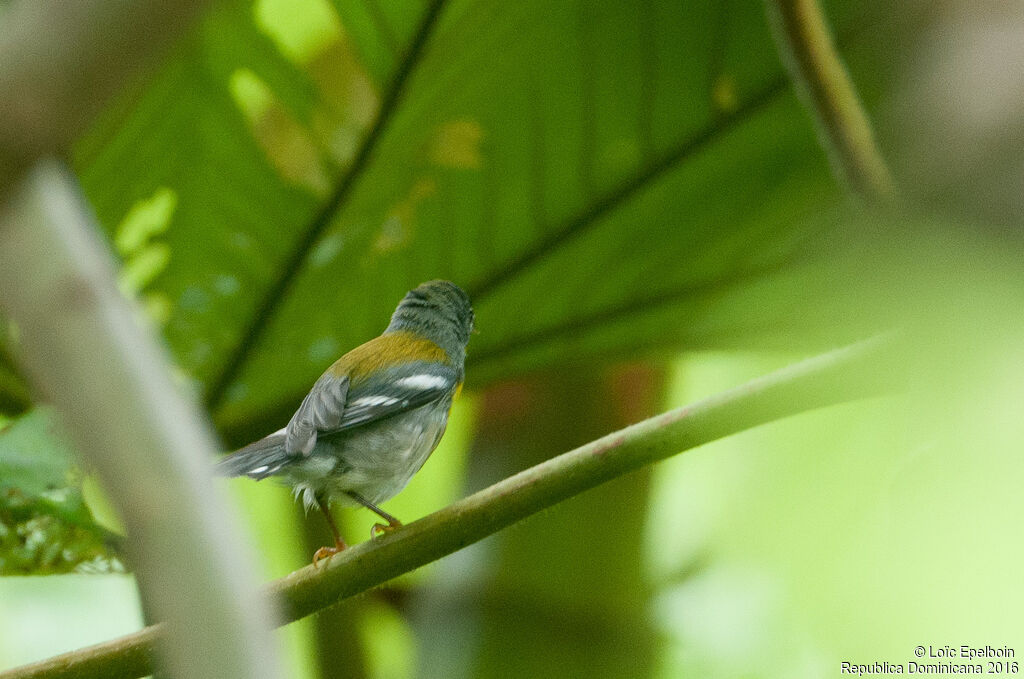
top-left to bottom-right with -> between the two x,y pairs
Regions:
385,280 -> 475,363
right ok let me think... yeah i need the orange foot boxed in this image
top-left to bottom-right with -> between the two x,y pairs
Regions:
312,539 -> 347,568
370,519 -> 403,539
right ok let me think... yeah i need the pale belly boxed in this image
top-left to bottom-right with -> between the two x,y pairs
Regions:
285,399 -> 451,509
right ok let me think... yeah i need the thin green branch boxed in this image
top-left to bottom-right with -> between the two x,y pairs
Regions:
765,0 -> 895,203
0,335 -> 898,679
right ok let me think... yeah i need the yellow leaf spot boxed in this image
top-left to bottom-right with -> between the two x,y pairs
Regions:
229,69 -> 331,196
429,120 -> 485,169
712,74 -> 738,114
255,0 -> 382,174
308,39 -> 380,166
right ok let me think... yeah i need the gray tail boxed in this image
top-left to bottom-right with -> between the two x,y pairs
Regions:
216,433 -> 291,480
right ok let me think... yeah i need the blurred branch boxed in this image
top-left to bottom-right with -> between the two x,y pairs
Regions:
765,0 -> 895,203
2,334 -> 898,679
0,162 -> 282,679
0,0 -> 209,193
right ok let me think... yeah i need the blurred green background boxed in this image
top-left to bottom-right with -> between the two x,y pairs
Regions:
2,0 -> 1023,677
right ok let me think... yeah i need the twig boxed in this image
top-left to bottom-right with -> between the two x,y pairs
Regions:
765,0 -> 895,202
0,335 -> 897,679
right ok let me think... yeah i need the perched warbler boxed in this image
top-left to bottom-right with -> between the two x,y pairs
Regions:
218,280 -> 474,564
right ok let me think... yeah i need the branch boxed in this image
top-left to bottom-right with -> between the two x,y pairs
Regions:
765,0 -> 895,203
0,162 -> 283,679
0,334 -> 897,679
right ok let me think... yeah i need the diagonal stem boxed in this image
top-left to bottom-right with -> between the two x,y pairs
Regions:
1,335 -> 898,679
205,0 -> 451,410
765,0 -> 895,203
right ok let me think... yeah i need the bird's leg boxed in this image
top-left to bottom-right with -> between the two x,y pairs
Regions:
312,494 -> 347,567
346,491 -> 403,538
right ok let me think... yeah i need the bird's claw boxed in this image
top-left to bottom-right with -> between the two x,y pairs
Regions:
370,520 -> 403,539
312,539 -> 347,568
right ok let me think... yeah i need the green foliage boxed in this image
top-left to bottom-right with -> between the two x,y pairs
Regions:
0,410 -> 122,575
6,1 -> 1023,678
66,0 -> 887,446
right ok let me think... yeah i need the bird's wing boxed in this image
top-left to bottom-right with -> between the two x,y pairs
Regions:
284,363 -> 458,455
335,365 -> 458,431
285,372 -> 349,455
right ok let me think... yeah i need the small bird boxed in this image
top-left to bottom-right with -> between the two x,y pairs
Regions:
218,280 -> 474,565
